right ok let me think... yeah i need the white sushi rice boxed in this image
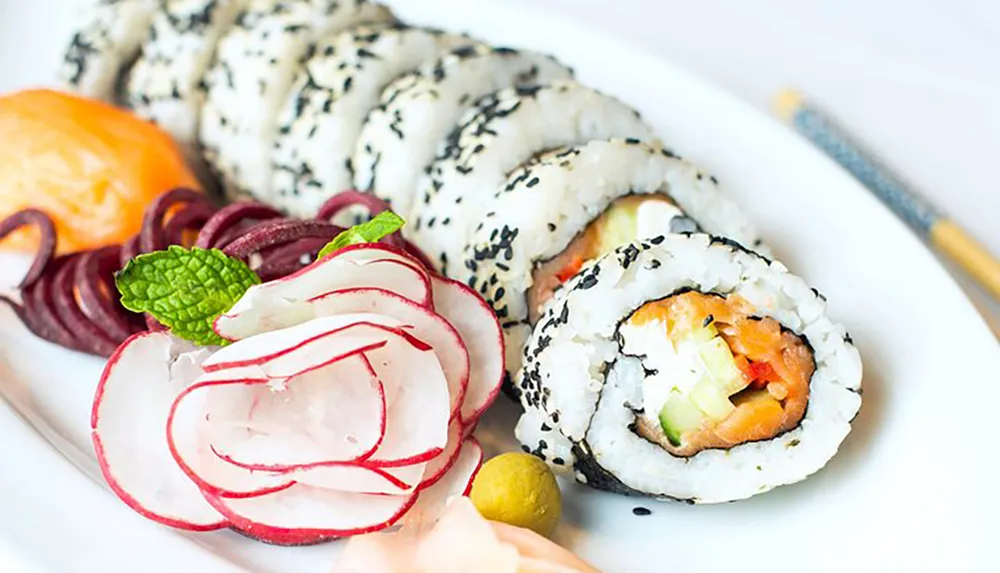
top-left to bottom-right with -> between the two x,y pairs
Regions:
463,138 -> 766,377
126,0 -> 247,154
198,0 -> 394,201
515,233 -> 862,503
270,24 -> 470,218
407,80 -> 658,276
59,0 -> 159,101
351,44 -> 573,216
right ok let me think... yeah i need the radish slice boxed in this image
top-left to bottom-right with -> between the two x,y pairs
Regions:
417,417 -> 465,490
362,341 -> 451,467
204,484 -> 418,544
91,332 -> 228,531
431,275 -> 505,424
202,314 -> 402,373
214,244 -> 432,341
290,462 -> 427,495
309,287 -> 470,420
168,377 -> 294,499
404,438 -> 484,525
195,354 -> 387,470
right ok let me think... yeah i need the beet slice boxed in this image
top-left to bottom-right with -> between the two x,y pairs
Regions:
91,332 -> 228,530
162,200 -> 215,246
20,258 -> 84,351
195,203 -> 283,249
119,234 -> 140,267
254,237 -> 328,281
430,275 -> 505,424
221,220 -> 344,260
139,188 -> 207,253
308,287 -> 469,421
50,254 -> 120,356
74,246 -> 133,341
0,208 -> 56,288
316,190 -> 391,222
214,244 -> 433,341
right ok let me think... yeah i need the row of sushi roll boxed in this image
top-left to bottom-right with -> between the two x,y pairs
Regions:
58,0 -> 862,505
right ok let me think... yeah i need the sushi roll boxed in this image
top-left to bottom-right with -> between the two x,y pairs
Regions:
464,138 -> 765,378
198,0 -> 394,201
59,0 -> 159,101
515,233 -> 862,503
408,80 -> 657,276
270,24 -> 472,218
352,44 -> 573,216
125,0 -> 247,157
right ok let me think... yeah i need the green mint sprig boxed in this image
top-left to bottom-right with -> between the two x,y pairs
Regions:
115,246 -> 260,347
317,211 -> 405,259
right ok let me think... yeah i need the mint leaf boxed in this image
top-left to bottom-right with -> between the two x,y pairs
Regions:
318,211 -> 405,259
115,246 -> 260,346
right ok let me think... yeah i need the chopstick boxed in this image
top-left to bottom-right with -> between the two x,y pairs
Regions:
773,89 -> 1000,301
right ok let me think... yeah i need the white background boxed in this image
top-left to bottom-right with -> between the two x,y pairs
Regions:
541,0 -> 1000,330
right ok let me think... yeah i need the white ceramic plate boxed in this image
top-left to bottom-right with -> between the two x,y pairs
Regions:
1,0 -> 998,571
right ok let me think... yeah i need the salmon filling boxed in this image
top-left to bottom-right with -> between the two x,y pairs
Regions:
527,195 -> 693,323
619,291 -> 814,457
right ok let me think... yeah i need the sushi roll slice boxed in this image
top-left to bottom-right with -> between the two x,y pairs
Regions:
515,233 -> 862,503
198,0 -> 394,201
270,24 -> 472,218
59,0 -> 159,101
125,0 -> 247,158
352,44 -> 573,216
408,80 -> 657,276
464,138 -> 765,378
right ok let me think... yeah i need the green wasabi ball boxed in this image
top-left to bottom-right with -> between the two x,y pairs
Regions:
469,452 -> 563,537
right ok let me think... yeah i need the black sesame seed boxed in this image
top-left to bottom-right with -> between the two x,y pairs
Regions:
632,507 -> 652,516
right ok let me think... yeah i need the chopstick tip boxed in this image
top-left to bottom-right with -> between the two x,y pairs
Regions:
773,89 -> 804,121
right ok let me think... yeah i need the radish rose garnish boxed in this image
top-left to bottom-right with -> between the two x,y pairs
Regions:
92,214 -> 503,544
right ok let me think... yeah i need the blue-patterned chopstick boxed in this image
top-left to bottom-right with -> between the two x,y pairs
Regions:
774,89 -> 1000,300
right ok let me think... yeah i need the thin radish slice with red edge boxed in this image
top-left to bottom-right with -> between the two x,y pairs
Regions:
214,244 -> 432,341
205,321 -> 448,472
195,354 -> 387,471
91,331 -> 228,530
204,484 -> 419,545
308,287 -> 470,420
361,340 -> 451,467
403,438 -> 484,525
288,462 -> 427,495
431,275 -> 505,424
201,314 -> 401,373
415,417 -> 465,490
